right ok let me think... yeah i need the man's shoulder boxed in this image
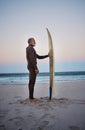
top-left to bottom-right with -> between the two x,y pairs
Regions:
26,45 -> 35,52
26,45 -> 32,50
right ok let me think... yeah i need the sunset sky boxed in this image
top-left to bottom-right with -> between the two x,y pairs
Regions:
0,0 -> 85,73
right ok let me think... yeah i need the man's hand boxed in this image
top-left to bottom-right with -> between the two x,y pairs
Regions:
48,52 -> 50,57
35,69 -> 39,74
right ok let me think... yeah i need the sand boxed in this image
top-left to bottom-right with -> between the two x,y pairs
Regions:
0,81 -> 85,130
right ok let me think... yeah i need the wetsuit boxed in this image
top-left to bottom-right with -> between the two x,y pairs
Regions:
26,45 -> 48,99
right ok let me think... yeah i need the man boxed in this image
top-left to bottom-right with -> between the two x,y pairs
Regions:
26,38 -> 49,101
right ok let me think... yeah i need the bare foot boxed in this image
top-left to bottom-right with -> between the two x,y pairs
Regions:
29,98 -> 38,103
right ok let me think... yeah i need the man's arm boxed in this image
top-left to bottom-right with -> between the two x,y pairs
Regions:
36,54 -> 49,59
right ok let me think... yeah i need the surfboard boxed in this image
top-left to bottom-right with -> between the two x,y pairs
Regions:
46,28 -> 54,100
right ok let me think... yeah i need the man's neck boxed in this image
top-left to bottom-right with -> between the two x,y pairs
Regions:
30,44 -> 35,47
29,44 -> 33,47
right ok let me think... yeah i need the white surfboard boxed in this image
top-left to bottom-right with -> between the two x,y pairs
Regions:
46,28 -> 54,100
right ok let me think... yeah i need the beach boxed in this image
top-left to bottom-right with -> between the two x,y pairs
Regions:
0,81 -> 85,130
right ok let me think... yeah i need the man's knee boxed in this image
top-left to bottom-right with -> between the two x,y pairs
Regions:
29,79 -> 35,86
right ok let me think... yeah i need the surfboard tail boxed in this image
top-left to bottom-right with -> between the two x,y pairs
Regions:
49,87 -> 52,100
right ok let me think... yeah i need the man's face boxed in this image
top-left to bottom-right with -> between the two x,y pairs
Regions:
30,39 -> 36,46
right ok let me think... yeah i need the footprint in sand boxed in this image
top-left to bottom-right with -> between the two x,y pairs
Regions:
69,126 -> 80,130
0,124 -> 6,130
9,116 -> 24,126
39,120 -> 49,128
31,121 -> 49,130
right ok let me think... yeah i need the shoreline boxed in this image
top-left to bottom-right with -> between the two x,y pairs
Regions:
0,79 -> 85,85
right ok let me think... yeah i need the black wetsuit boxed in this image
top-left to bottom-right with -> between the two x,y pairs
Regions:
26,45 -> 48,99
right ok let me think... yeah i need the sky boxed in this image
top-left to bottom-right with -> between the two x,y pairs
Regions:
0,0 -> 85,73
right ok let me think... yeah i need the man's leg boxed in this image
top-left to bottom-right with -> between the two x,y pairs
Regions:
28,69 -> 36,99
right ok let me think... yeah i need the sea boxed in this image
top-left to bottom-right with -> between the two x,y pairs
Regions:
0,71 -> 85,85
